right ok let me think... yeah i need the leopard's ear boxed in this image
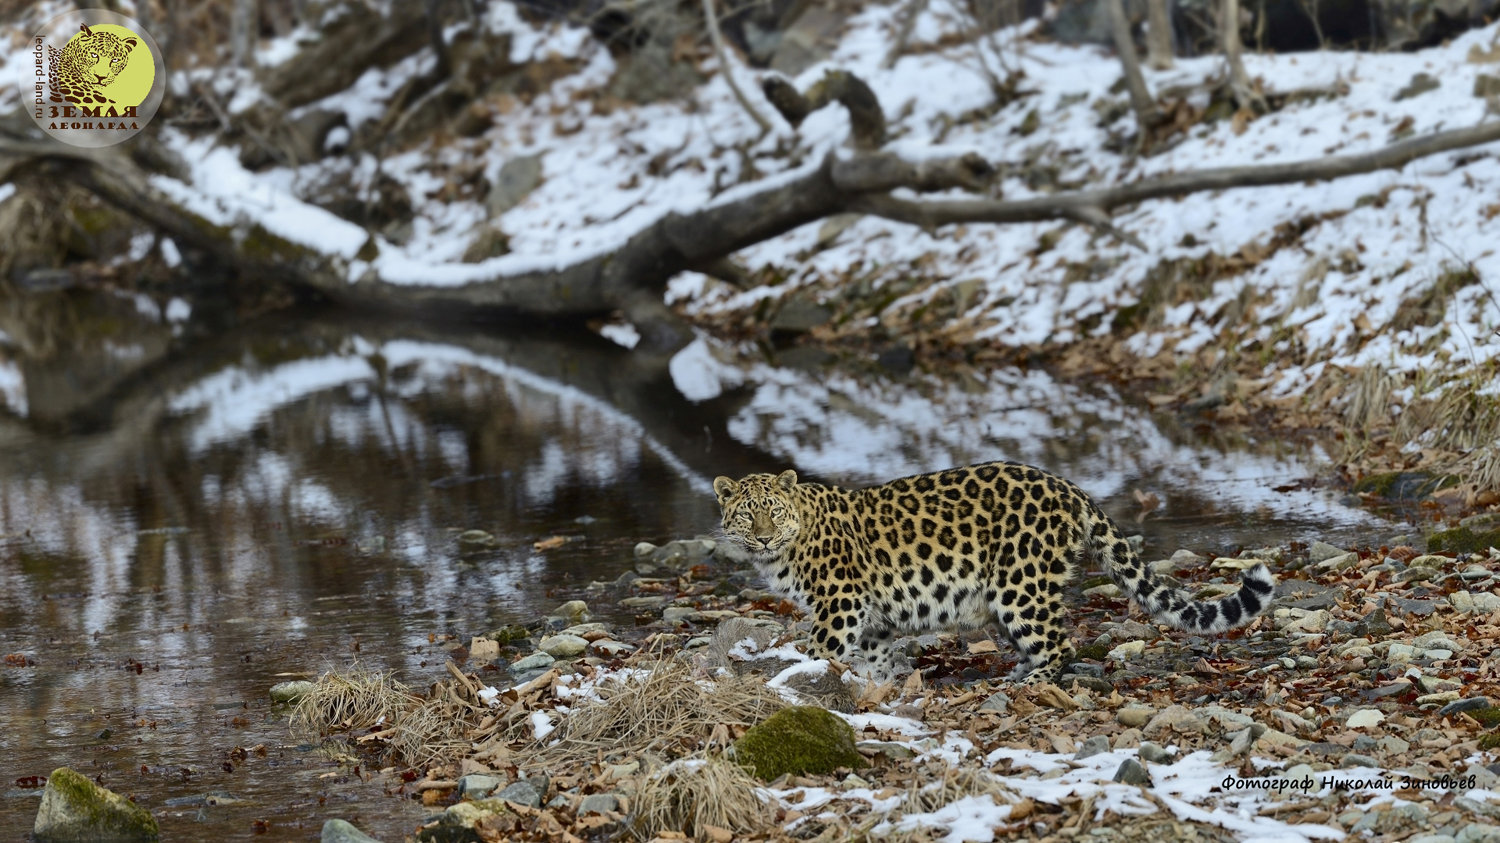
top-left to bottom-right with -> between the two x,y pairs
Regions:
123,38 -> 137,52
712,476 -> 738,500
776,469 -> 798,490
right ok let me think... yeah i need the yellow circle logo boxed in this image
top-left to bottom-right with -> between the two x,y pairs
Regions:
28,10 -> 164,148
51,23 -> 154,108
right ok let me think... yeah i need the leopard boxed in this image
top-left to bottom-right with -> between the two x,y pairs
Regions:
49,23 -> 138,107
713,461 -> 1275,684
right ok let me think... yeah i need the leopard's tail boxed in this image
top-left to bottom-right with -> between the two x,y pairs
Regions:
1083,503 -> 1274,633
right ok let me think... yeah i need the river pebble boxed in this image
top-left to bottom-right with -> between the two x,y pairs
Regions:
539,635 -> 589,658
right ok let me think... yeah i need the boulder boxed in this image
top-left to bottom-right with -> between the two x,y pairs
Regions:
34,767 -> 159,841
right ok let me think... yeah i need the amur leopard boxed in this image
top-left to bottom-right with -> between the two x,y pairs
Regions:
714,461 -> 1275,684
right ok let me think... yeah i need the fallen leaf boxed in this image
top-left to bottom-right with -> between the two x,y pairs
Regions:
533,535 -> 567,551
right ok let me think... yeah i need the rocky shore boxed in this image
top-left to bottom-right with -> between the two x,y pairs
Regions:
229,525 -> 1500,843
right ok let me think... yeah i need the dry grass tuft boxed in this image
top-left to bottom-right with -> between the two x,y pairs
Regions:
535,655 -> 785,768
390,694 -> 472,766
897,763 -> 1017,814
630,755 -> 771,840
288,667 -> 419,743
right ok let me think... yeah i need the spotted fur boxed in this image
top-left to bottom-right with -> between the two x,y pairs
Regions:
48,23 -> 138,107
714,462 -> 1275,684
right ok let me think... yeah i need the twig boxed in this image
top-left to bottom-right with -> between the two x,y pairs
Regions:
881,0 -> 931,70
701,0 -> 772,135
1106,0 -> 1160,138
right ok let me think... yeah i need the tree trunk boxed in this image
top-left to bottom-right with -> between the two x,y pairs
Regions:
1145,0 -> 1174,69
1105,0 -> 1159,136
1220,0 -> 1263,112
231,0 -> 258,69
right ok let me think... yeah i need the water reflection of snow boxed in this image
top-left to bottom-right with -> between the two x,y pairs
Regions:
669,338 -> 1386,537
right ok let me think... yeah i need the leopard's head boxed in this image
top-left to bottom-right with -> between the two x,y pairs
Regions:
65,23 -> 136,88
712,470 -> 801,560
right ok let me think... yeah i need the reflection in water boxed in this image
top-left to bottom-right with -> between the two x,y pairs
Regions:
0,307 -> 1391,839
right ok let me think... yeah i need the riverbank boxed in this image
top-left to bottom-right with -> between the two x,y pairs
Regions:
282,532 -> 1500,842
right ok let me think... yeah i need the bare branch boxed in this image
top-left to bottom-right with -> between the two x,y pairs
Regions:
1145,0 -> 1174,69
702,0 -> 773,135
882,0 -> 932,70
845,119 -> 1500,227
1220,0 -> 1266,113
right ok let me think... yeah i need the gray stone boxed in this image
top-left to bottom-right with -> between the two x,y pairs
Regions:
772,296 -> 833,333
1307,541 -> 1346,563
269,680 -> 316,705
322,818 -> 382,843
497,778 -> 546,807
486,154 -> 544,219
457,774 -> 502,799
1075,735 -> 1111,760
978,691 -> 1011,713
858,740 -> 917,761
1113,758 -> 1153,786
1390,597 -> 1438,617
1138,742 -> 1172,764
618,595 -> 669,610
34,767 -> 160,841
551,600 -> 590,623
1357,606 -> 1393,636
538,634 -> 589,658
578,793 -> 619,815
1439,697 -> 1493,717
1462,513 -> 1500,532
1276,579 -> 1341,611
1340,753 -> 1382,769
1395,72 -> 1441,100
662,606 -> 696,624
1061,675 -> 1114,694
1117,707 -> 1155,728
1477,75 -> 1500,99
508,652 -> 555,675
778,664 -> 857,713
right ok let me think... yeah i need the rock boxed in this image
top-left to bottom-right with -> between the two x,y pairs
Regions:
1117,707 -> 1155,728
538,634 -> 588,659
733,706 -> 866,780
423,798 -> 508,837
496,778 -> 546,807
1386,643 -> 1419,663
1357,606 -> 1393,637
457,774 -> 502,798
858,740 -> 917,763
1277,609 -> 1331,633
322,818 -> 382,842
1347,709 -> 1386,729
1395,72 -> 1442,100
1082,583 -> 1122,598
1307,541 -> 1346,563
1138,742 -> 1172,764
774,664 -> 856,713
1113,758 -> 1153,786
1061,675 -> 1114,694
1075,735 -> 1111,760
979,691 -> 1011,714
458,529 -> 495,546
1439,697 -> 1493,717
269,680 -> 315,705
662,606 -> 696,624
1142,705 -> 1206,737
591,639 -> 635,658
1276,580 -> 1341,611
508,652 -> 555,675
1390,597 -> 1439,616
551,600 -> 590,623
1317,551 -> 1360,571
619,595 -> 669,610
1107,640 -> 1145,661
1450,592 -> 1500,614
34,767 -> 160,841
486,154 -> 544,218
1340,753 -> 1382,769
634,541 -> 658,558
771,296 -> 833,333
1476,75 -> 1500,99
578,793 -> 619,815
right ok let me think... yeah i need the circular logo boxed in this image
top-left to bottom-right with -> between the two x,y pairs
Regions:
27,9 -> 165,148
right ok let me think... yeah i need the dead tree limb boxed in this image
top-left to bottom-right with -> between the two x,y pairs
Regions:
1145,0 -> 1175,69
1220,0 -> 1265,113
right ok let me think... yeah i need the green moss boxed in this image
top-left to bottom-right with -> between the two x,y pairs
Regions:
1467,707 -> 1500,729
733,706 -> 866,781
38,767 -> 159,840
1352,471 -> 1454,501
1480,733 -> 1500,751
1428,527 -> 1500,555
1075,643 -> 1111,661
487,625 -> 530,645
